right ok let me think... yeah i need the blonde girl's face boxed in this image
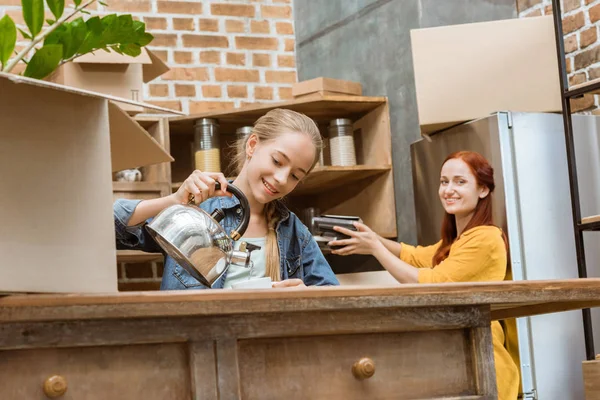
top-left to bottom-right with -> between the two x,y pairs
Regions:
438,158 -> 489,218
245,131 -> 316,204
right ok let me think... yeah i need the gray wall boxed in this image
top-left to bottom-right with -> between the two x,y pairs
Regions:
294,0 -> 517,244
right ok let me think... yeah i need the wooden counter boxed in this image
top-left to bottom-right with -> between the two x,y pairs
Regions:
1,279 -> 600,399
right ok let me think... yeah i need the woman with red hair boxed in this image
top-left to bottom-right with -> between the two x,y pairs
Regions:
330,151 -> 519,399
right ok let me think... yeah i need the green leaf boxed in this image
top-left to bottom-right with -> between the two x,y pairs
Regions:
21,0 -> 44,37
46,19 -> 55,25
118,43 -> 141,57
23,44 -> 63,79
80,9 -> 90,15
73,0 -> 81,6
18,27 -> 32,39
0,15 -> 17,69
45,0 -> 65,20
99,1 -> 107,6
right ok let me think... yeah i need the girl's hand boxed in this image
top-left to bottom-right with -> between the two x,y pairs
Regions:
173,170 -> 231,205
272,279 -> 307,289
329,222 -> 382,256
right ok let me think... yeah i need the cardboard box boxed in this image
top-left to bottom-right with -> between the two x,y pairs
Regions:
48,48 -> 170,114
292,77 -> 363,97
0,72 -> 174,293
410,16 -> 561,134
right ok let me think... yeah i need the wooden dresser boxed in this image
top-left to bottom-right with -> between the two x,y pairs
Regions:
1,279 -> 600,400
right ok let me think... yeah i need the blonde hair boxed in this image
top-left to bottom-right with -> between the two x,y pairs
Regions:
233,108 -> 323,281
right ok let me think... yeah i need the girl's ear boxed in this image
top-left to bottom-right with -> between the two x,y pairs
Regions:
246,134 -> 258,158
479,185 -> 490,199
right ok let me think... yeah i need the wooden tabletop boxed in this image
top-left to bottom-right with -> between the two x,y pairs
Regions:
1,279 -> 600,323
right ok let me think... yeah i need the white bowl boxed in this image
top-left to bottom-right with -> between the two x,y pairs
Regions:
231,277 -> 273,290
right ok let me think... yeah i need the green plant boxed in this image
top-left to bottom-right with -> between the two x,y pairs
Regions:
0,0 -> 153,79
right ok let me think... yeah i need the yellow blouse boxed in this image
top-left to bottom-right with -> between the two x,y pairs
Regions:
400,225 -> 519,400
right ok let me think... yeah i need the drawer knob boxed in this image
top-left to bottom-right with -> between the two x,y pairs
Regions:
352,357 -> 375,380
43,375 -> 67,398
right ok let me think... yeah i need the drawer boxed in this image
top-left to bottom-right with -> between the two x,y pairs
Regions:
237,330 -> 476,400
0,343 -> 192,400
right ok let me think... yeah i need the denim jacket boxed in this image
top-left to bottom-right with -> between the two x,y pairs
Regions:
114,196 -> 339,290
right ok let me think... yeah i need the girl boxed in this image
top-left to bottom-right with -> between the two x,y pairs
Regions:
114,108 -> 339,290
329,151 -> 519,399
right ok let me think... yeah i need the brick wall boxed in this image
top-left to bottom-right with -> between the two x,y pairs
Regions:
0,0 -> 297,114
518,0 -> 600,112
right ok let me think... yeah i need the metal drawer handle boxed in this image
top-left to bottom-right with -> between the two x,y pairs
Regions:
352,357 -> 375,380
43,375 -> 67,398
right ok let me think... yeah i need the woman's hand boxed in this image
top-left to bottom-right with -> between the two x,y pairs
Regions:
272,279 -> 307,289
329,222 -> 383,256
172,170 -> 231,205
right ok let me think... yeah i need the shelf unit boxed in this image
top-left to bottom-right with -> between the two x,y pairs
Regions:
113,115 -> 172,264
552,0 -> 597,360
168,93 -> 397,239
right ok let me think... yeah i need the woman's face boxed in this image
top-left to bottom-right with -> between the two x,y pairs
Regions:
438,158 -> 489,218
245,131 -> 316,204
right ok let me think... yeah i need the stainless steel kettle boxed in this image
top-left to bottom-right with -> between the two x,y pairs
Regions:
146,182 -> 253,287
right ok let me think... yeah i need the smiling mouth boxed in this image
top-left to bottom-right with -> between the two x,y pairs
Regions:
262,179 -> 279,195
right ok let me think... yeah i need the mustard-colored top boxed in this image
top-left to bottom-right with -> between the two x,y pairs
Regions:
401,225 -> 519,400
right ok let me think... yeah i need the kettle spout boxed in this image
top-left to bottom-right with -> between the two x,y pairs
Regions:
231,242 -> 261,268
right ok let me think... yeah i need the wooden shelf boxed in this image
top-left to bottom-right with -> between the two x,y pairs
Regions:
117,250 -> 163,263
581,215 -> 600,224
168,93 -> 387,135
567,77 -> 600,98
170,166 -> 391,196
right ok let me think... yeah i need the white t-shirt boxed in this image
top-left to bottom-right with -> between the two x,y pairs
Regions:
223,236 -> 267,289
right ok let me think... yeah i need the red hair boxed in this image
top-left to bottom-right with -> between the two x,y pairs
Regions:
432,151 -> 507,266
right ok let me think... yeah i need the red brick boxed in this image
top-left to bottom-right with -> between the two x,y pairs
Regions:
105,0 -> 150,12
589,66 -> 600,80
162,67 -> 209,81
148,100 -> 182,112
174,18 -> 195,31
124,262 -> 153,279
149,84 -> 169,97
189,101 -> 235,114
199,18 -> 219,32
569,73 -> 586,86
174,51 -> 193,64
157,1 -> 202,14
183,34 -> 228,48
215,68 -> 260,82
276,22 -> 294,35
278,87 -> 293,100
523,8 -> 542,17
227,52 -> 246,66
225,19 -> 246,33
261,5 -> 292,18
254,86 -> 273,100
581,27 -> 597,49
252,53 -> 271,67
200,51 -> 221,64
251,20 -> 270,34
227,85 -> 248,98
211,3 -> 255,17
235,36 -> 278,50
176,84 -> 196,97
575,46 -> 600,69
564,0 -> 581,12
151,33 -> 178,47
570,95 -> 595,112
144,17 -> 167,30
202,85 -> 222,98
284,38 -> 295,52
148,49 -> 168,63
567,58 -> 573,74
564,34 -> 578,54
563,12 -> 584,34
544,4 -> 553,14
266,70 -> 296,83
590,4 -> 600,24
587,0 -> 595,4
277,54 -> 295,68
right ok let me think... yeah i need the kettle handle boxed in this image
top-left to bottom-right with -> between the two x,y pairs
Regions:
215,182 -> 250,241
